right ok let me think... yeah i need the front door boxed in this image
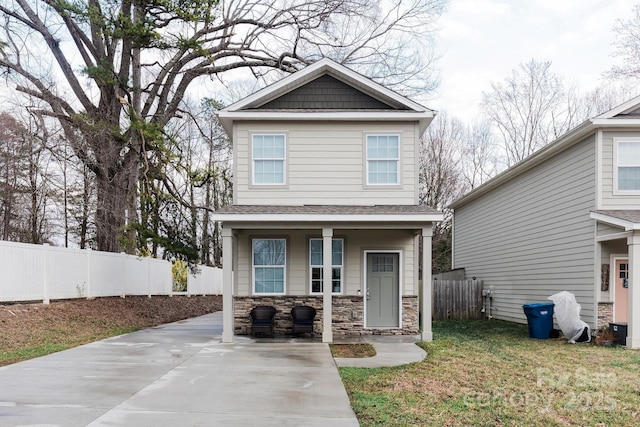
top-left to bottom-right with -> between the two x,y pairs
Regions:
615,258 -> 629,322
366,253 -> 400,328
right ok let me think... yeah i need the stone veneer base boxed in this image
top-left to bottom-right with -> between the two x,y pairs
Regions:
234,295 -> 418,336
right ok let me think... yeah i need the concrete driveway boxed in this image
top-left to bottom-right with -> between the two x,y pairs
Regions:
0,312 -> 359,426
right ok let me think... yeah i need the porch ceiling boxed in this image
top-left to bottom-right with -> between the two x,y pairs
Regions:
591,210 -> 640,231
211,204 -> 443,229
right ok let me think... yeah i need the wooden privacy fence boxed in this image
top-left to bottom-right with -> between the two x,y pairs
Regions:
0,240 -> 223,303
433,279 -> 484,320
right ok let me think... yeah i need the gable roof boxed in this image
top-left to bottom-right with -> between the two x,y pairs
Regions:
217,58 -> 435,134
591,210 -> 640,230
449,95 -> 640,209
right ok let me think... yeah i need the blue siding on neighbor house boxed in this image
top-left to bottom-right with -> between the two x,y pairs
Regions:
453,136 -> 597,326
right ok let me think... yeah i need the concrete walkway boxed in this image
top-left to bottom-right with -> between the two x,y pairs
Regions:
0,312 -> 427,426
334,335 -> 427,368
0,312 -> 359,426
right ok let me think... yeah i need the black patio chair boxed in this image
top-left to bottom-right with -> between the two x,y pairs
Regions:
249,305 -> 277,337
291,305 -> 317,337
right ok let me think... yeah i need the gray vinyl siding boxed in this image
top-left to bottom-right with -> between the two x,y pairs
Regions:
257,75 -> 395,110
600,129 -> 640,208
596,222 -> 624,237
234,229 -> 415,297
453,136 -> 597,326
234,121 -> 418,205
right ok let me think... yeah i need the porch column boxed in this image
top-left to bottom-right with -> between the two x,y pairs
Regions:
421,225 -> 433,342
322,227 -> 333,343
222,227 -> 234,343
627,232 -> 640,349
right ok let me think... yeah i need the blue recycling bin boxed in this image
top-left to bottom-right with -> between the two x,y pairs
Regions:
523,302 -> 555,339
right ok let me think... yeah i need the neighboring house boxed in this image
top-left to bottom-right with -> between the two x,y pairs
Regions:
450,96 -> 640,348
212,58 -> 443,343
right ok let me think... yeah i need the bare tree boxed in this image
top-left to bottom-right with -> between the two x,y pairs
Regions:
418,112 -> 466,273
481,59 -> 566,166
609,3 -> 640,81
460,121 -> 498,190
419,112 -> 464,209
0,112 -> 24,240
0,110 -> 53,243
0,0 -> 445,254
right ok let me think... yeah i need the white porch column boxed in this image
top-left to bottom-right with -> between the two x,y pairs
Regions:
222,227 -> 234,343
421,225 -> 433,342
322,228 -> 334,343
627,232 -> 640,349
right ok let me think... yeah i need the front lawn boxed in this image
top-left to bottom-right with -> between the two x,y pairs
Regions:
339,320 -> 640,426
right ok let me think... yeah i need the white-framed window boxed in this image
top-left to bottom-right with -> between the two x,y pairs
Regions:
366,134 -> 400,185
252,134 -> 286,185
252,238 -> 286,294
616,139 -> 640,192
309,238 -> 343,294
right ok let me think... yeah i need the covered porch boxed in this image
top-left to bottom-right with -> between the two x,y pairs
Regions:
592,210 -> 640,348
212,205 -> 443,343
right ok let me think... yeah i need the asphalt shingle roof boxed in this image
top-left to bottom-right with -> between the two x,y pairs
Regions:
593,210 -> 640,223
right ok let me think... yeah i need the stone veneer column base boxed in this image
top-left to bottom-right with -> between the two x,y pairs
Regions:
233,295 -> 419,336
597,302 -> 614,330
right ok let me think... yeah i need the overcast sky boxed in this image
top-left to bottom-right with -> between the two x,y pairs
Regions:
432,0 -> 636,119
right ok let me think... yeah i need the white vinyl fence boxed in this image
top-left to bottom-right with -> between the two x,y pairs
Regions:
0,240 -> 222,303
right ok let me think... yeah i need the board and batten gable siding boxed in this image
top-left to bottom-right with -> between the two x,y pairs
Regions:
233,121 -> 418,205
453,135 -> 597,326
600,129 -> 640,208
234,229 -> 415,297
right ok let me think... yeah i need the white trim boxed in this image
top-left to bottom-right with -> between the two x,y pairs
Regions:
250,132 -> 287,186
219,111 -> 432,121
309,237 -> 344,295
218,111 -> 434,137
590,212 -> 640,231
251,238 -> 287,295
613,137 -> 640,195
596,129 -> 603,210
221,58 -> 431,113
363,250 -> 403,329
595,94 -> 640,119
365,133 -> 401,186
211,213 -> 444,223
217,58 -> 435,136
596,231 -> 632,242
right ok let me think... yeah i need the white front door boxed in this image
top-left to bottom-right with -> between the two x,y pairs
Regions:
366,253 -> 400,328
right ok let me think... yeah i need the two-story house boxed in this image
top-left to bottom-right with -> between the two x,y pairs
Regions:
450,96 -> 640,348
213,58 -> 443,343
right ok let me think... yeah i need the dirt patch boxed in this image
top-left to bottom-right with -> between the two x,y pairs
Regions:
330,343 -> 377,358
0,295 -> 222,366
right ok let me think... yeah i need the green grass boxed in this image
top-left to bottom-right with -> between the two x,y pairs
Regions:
0,326 -> 139,366
339,319 -> 640,426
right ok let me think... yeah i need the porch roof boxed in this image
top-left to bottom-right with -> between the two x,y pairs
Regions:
211,204 -> 443,225
591,210 -> 640,231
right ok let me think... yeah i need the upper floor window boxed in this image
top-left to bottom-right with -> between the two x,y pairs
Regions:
366,135 -> 399,185
252,134 -> 286,185
616,139 -> 640,192
253,238 -> 286,294
309,238 -> 343,294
